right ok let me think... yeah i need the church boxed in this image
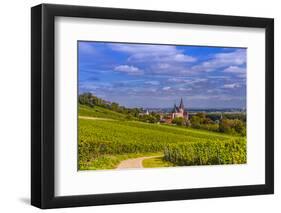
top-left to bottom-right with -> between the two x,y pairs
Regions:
171,98 -> 189,120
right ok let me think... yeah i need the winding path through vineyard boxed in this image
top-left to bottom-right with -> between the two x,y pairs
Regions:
117,156 -> 160,169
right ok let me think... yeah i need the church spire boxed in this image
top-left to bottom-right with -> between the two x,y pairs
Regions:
172,104 -> 178,113
179,97 -> 184,110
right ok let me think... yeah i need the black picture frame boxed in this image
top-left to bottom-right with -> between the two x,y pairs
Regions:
31,3 -> 274,209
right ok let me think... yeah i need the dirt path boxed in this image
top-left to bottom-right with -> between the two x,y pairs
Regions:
117,156 -> 160,169
79,116 -> 114,121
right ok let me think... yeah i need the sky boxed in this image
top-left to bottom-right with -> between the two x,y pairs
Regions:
78,41 -> 246,109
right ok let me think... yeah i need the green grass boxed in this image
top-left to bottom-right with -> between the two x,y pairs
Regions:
79,104 -> 129,120
142,156 -> 174,168
80,152 -> 161,170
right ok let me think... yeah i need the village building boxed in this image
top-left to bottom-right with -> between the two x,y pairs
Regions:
139,109 -> 149,116
171,98 -> 189,120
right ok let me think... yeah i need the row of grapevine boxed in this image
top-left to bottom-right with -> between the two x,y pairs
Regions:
164,138 -> 246,165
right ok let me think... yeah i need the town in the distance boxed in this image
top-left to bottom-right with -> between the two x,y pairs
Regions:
79,93 -> 246,136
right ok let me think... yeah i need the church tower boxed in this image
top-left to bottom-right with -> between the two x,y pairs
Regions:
170,98 -> 188,120
179,97 -> 184,114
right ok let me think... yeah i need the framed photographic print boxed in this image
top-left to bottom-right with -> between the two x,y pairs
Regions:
31,4 -> 274,209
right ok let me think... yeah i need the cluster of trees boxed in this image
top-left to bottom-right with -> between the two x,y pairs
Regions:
79,93 -> 141,119
172,117 -> 187,126
79,93 -> 164,123
78,92 -> 96,107
187,113 -> 221,132
207,113 -> 246,122
171,112 -> 246,136
190,113 -> 214,128
219,118 -> 246,136
138,112 -> 161,123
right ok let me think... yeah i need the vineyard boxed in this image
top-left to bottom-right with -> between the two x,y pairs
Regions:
78,115 -> 246,170
164,139 -> 246,166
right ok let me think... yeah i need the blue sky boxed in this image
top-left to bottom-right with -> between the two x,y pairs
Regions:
78,41 -> 246,109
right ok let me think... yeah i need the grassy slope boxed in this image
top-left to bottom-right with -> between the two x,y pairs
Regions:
79,104 -> 129,120
142,156 -> 174,168
79,118 -> 235,146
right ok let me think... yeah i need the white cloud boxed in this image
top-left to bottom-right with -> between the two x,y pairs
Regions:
224,66 -> 246,74
162,86 -> 171,91
145,49 -> 246,76
206,88 -> 222,94
144,81 -> 160,85
151,64 -> 193,75
188,94 -> 244,101
178,87 -> 192,91
163,53 -> 196,63
167,77 -> 190,83
167,77 -> 207,85
109,43 -> 196,63
87,43 -> 247,80
223,83 -> 240,89
237,74 -> 246,78
114,65 -> 143,75
158,63 -> 170,69
175,54 -> 195,62
191,79 -> 208,84
192,49 -> 246,72
215,50 -> 246,65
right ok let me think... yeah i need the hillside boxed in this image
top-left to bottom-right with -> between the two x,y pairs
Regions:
78,117 -> 245,170
79,104 -> 130,120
